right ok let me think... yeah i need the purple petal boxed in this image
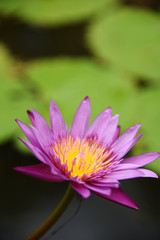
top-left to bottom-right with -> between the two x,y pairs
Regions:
138,169 -> 158,178
71,97 -> 91,139
107,169 -> 144,180
107,168 -> 158,180
112,134 -> 142,160
18,138 -> 47,164
96,187 -> 138,209
120,134 -> 143,158
111,126 -> 120,144
111,124 -> 141,151
49,100 -> 67,139
114,163 -> 140,170
31,108 -> 55,147
90,181 -> 119,188
30,125 -> 55,153
27,110 -> 36,127
19,134 -> 64,176
14,163 -> 65,182
103,114 -> 119,146
86,107 -> 112,140
16,119 -> 41,148
30,125 -> 48,151
84,183 -> 111,195
95,178 -> 119,184
71,181 -> 91,198
121,152 -> 160,167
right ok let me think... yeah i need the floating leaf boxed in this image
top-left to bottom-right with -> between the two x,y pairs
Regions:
0,45 -> 14,75
27,58 -> 137,127
0,0 -> 117,26
88,8 -> 160,82
0,78 -> 38,142
0,45 -> 44,144
133,88 -> 160,175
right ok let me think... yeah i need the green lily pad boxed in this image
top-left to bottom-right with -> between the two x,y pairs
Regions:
132,88 -> 160,175
0,0 -> 117,26
0,45 -> 44,144
27,58 -> 137,127
88,8 -> 160,82
0,45 -> 13,76
0,78 -> 40,142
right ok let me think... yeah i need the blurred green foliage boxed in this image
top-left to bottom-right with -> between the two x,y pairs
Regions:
0,46 -> 45,144
0,0 -> 160,174
0,0 -> 117,26
88,8 -> 160,82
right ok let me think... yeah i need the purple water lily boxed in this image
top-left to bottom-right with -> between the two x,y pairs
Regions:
15,97 -> 160,209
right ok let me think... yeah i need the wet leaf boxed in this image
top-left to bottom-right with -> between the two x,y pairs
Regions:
0,45 -> 44,144
88,8 -> 160,82
0,0 -> 117,26
133,88 -> 160,175
27,58 -> 137,127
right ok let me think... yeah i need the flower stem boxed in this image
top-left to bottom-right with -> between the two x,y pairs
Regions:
26,184 -> 75,240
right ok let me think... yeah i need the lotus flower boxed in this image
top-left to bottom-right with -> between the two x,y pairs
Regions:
15,97 -> 160,209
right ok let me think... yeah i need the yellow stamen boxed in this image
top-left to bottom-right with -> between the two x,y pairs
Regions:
52,135 -> 112,180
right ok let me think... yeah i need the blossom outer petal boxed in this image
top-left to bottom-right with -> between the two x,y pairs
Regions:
49,100 -> 67,139
86,107 -> 112,137
18,139 -> 68,177
107,168 -> 158,180
114,163 -> 141,170
30,125 -> 55,154
31,108 -> 55,147
111,126 -> 120,144
138,169 -> 158,178
121,152 -> 160,167
112,134 -> 142,160
14,164 -> 65,182
71,181 -> 91,198
111,124 -> 141,151
27,110 -> 36,127
89,182 -> 119,188
103,114 -> 119,146
120,134 -> 143,158
95,178 -> 119,184
15,119 -> 41,148
97,187 -> 138,209
18,138 -> 47,164
71,97 -> 91,139
84,183 -> 111,195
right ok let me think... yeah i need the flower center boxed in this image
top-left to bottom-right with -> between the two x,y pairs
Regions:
51,135 -> 114,181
